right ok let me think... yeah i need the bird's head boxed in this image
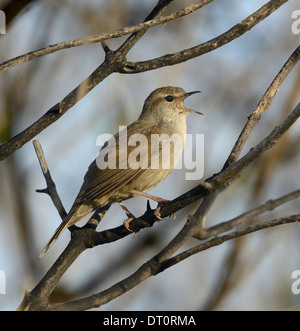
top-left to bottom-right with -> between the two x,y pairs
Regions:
139,86 -> 202,121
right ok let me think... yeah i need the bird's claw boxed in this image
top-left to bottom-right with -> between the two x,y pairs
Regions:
123,217 -> 139,237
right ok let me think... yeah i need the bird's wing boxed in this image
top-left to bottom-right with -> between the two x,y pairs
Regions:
74,120 -> 161,205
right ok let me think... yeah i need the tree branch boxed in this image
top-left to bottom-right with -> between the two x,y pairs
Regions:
52,213 -> 300,310
120,0 -> 289,73
16,0 -> 299,311
0,0 -> 212,72
194,189 -> 300,240
158,214 -> 300,273
147,101 -> 300,222
0,0 -> 287,161
139,101 -> 300,266
0,60 -> 115,161
33,139 -> 67,219
224,44 -> 300,168
191,44 -> 300,230
18,99 -> 300,310
0,0 -> 174,161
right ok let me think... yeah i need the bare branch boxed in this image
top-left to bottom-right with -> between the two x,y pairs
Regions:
33,139 -> 67,219
150,101 -> 300,222
120,0 -> 289,73
138,100 -> 300,268
21,77 -> 300,312
0,0 -> 213,72
158,214 -> 300,273
18,82 -> 300,311
0,0 -> 288,161
194,189 -> 300,240
0,0 -> 174,161
15,0 -> 299,311
52,213 -> 300,311
224,44 -> 300,168
192,44 -> 300,230
0,60 -> 115,161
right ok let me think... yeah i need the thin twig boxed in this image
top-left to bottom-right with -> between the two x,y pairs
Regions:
53,213 -> 300,311
192,44 -> 300,230
0,1 -> 176,161
224,44 -> 300,168
0,0 -> 287,161
19,77 -> 300,312
0,0 -> 212,72
33,139 -> 67,219
120,0 -> 289,73
158,214 -> 300,272
16,0 -> 298,312
194,189 -> 300,240
145,102 -> 300,263
17,0 -> 176,311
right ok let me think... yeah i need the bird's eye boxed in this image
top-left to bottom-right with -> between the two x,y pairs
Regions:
165,95 -> 174,102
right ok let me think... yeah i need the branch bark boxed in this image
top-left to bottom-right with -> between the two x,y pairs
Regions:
0,0 -> 288,161
0,0 -> 213,72
47,213 -> 300,311
14,0 -> 300,311
158,214 -> 300,273
18,101 -> 300,311
33,139 -> 67,219
0,0 -> 175,160
191,44 -> 300,232
120,0 -> 289,73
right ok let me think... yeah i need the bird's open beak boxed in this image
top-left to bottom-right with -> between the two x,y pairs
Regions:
179,91 -> 203,115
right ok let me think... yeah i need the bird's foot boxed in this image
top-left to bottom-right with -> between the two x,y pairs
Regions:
153,206 -> 163,220
153,204 -> 176,221
123,217 -> 133,231
130,189 -> 169,205
130,190 -> 176,221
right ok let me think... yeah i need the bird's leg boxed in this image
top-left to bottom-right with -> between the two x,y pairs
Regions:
119,202 -> 136,219
118,202 -> 138,234
130,189 -> 169,205
130,189 -> 176,220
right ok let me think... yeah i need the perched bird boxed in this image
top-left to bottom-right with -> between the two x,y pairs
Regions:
40,86 -> 201,256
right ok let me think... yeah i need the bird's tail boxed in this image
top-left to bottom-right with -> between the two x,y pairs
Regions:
39,207 -> 79,258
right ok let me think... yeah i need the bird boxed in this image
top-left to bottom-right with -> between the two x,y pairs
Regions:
40,86 -> 201,256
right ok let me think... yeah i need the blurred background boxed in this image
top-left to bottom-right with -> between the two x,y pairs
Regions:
0,0 -> 300,310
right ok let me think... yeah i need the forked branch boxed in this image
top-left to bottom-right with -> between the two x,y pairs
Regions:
0,0 -> 288,161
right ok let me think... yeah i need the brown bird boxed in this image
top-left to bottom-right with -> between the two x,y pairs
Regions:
40,86 -> 201,256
